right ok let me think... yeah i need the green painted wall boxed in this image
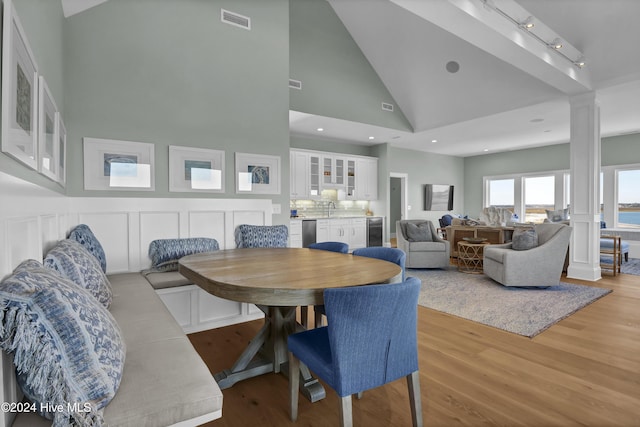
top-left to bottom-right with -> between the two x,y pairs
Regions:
387,146 -> 465,225
463,133 -> 640,218
0,0 -> 65,192
289,0 -> 412,132
63,0 -> 291,223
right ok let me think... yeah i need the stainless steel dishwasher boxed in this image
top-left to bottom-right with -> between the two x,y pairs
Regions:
302,219 -> 317,248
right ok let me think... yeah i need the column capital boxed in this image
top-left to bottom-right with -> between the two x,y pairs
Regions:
570,91 -> 598,107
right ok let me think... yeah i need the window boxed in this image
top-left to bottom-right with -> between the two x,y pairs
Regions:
617,169 -> 640,228
488,179 -> 514,211
524,175 -> 554,223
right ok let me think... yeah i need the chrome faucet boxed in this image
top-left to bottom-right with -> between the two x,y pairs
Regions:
327,201 -> 337,217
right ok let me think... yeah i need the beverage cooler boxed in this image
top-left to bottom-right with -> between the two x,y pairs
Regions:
366,217 -> 383,247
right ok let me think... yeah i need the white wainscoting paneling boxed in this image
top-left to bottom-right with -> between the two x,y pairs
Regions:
1,171 -> 274,426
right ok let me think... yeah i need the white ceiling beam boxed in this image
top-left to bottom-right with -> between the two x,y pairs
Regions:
389,0 -> 592,95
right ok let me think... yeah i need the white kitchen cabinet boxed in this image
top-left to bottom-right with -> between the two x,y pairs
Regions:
356,157 -> 378,200
321,218 -> 367,250
308,154 -> 321,198
290,151 -> 308,199
322,156 -> 346,188
345,159 -> 357,199
290,149 -> 377,201
289,219 -> 302,248
328,219 -> 350,245
316,219 -> 330,243
349,218 -> 367,249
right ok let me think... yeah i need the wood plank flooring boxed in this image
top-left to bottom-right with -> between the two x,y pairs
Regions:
189,273 -> 640,427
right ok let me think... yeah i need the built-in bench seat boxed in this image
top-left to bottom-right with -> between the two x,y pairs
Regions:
12,272 -> 222,427
144,270 -> 193,289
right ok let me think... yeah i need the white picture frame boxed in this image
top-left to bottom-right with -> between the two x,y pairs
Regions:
56,113 -> 67,186
1,0 -> 39,170
83,137 -> 155,191
38,76 -> 58,181
169,145 -> 225,193
235,152 -> 281,195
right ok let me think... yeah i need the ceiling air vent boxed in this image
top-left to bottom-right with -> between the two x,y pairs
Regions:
289,79 -> 302,90
382,102 -> 394,112
221,9 -> 251,30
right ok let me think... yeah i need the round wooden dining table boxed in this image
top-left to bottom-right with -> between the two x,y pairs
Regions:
179,247 -> 402,402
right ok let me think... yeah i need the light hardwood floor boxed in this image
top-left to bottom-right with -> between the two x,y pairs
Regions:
190,272 -> 640,427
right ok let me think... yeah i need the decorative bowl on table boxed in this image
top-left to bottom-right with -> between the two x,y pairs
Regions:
462,237 -> 487,244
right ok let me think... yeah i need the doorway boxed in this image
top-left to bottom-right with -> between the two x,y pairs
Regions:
389,173 -> 408,238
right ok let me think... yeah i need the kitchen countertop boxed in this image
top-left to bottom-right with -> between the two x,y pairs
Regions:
290,216 -> 383,220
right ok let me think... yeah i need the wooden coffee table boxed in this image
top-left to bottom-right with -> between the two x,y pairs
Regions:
457,241 -> 490,274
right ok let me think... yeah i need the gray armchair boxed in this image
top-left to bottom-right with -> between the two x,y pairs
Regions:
396,220 -> 450,268
484,223 -> 572,288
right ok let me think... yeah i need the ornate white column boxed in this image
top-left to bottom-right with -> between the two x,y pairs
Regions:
567,92 -> 601,281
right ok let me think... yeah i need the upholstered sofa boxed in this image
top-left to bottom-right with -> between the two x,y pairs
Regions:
2,229 -> 223,427
396,220 -> 450,268
483,223 -> 572,288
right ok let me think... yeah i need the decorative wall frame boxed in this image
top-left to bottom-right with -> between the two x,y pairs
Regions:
169,145 -> 225,193
38,76 -> 58,181
235,152 -> 281,195
1,0 -> 39,170
56,113 -> 67,186
83,137 -> 155,191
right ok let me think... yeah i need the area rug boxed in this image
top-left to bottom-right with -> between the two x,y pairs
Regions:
408,267 -> 611,338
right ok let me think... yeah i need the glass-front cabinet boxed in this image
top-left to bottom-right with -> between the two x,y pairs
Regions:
290,149 -> 378,201
322,157 -> 345,186
309,155 -> 321,198
346,159 -> 356,199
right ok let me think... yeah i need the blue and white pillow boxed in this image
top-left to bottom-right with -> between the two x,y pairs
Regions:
68,224 -> 107,273
148,237 -> 220,272
235,224 -> 289,248
0,261 -> 125,426
44,239 -> 113,308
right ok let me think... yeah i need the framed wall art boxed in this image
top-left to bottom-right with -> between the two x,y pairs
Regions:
1,0 -> 39,170
38,76 -> 58,181
169,145 -> 225,193
424,184 -> 454,211
235,152 -> 281,195
83,137 -> 155,191
56,113 -> 67,186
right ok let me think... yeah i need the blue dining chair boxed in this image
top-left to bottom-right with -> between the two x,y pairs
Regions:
314,246 -> 407,328
308,241 -> 349,253
352,247 -> 406,281
288,277 -> 423,427
303,242 -> 350,327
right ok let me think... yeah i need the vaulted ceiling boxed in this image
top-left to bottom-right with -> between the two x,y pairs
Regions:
291,0 -> 640,157
61,0 -> 640,157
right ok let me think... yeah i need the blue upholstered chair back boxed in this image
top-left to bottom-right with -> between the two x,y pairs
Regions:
352,247 -> 406,281
323,277 -> 420,396
308,241 -> 349,254
235,224 -> 288,248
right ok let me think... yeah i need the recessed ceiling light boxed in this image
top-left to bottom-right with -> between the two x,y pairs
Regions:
316,128 -> 323,132
483,149 -> 489,152
368,136 -> 375,140
431,139 -> 438,143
